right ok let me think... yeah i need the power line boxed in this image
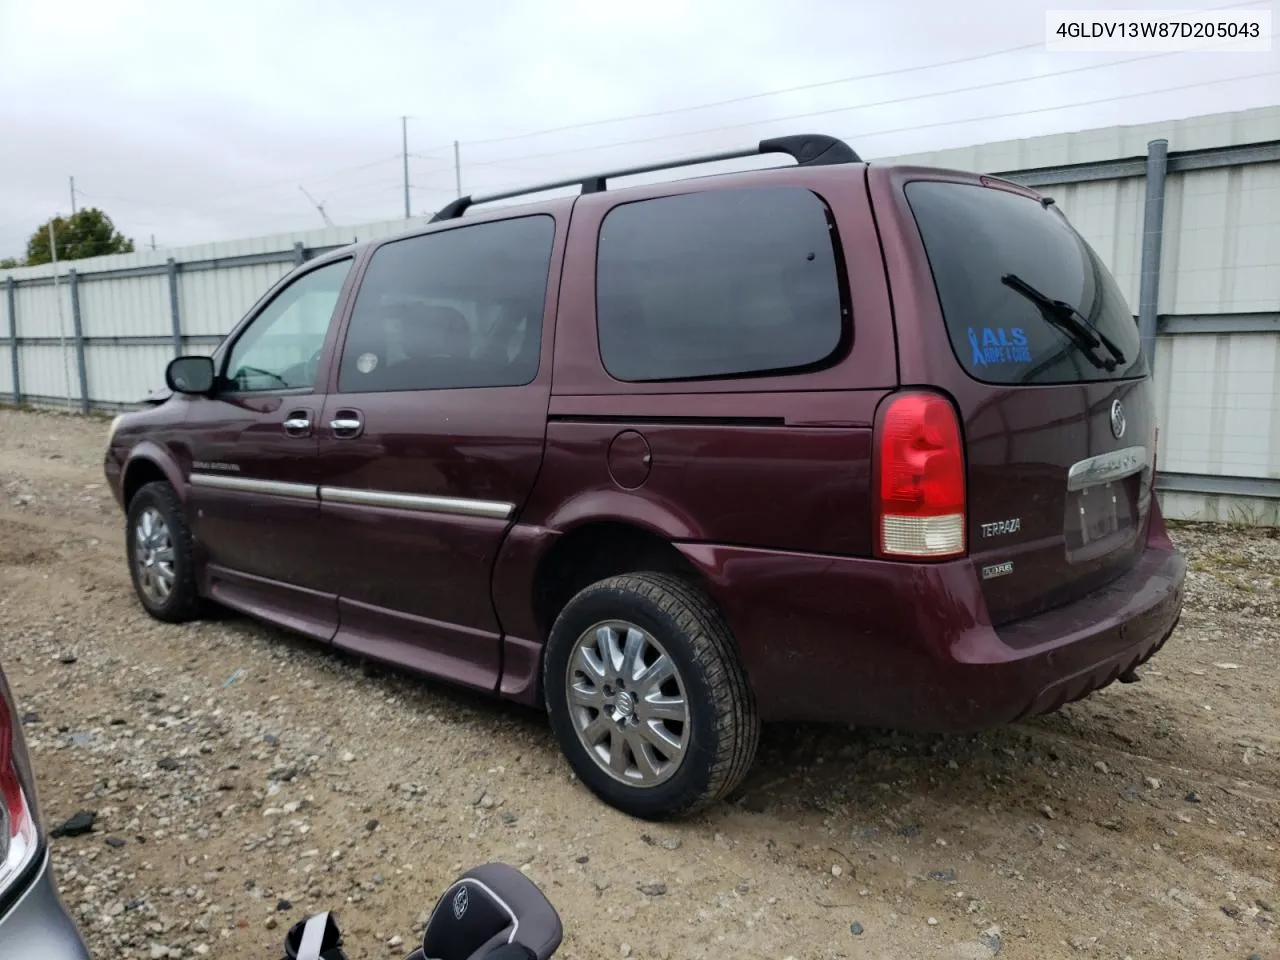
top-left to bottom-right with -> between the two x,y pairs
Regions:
462,40 -> 1274,173
416,0 -> 1268,157
101,65 -> 1280,233
846,67 -> 1280,153
13,0 -> 1269,239
111,175 -> 433,229
29,40 -> 1273,237
74,154 -> 404,213
453,67 -> 1278,200
74,165 -> 423,223
456,41 -> 1044,149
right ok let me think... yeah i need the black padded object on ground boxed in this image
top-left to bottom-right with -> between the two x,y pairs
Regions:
420,863 -> 562,960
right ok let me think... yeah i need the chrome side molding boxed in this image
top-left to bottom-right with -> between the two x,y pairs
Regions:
319,486 -> 514,520
189,473 -> 515,520
1066,445 -> 1148,492
189,473 -> 318,500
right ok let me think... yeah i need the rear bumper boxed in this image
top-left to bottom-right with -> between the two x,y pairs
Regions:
0,850 -> 91,959
675,522 -> 1185,730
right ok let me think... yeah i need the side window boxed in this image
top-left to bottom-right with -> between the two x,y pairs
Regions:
223,259 -> 352,393
337,215 -> 555,393
596,187 -> 847,382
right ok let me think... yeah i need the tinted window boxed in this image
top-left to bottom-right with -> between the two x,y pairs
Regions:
596,187 -> 846,382
338,215 -> 555,393
906,181 -> 1146,385
223,259 -> 351,393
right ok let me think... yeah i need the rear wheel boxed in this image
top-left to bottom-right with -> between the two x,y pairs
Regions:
543,572 -> 759,820
126,481 -> 201,623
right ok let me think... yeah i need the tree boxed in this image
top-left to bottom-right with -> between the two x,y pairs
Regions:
0,257 -> 19,270
24,208 -> 134,266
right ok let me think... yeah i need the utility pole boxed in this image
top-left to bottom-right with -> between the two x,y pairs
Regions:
48,222 -> 73,411
69,176 -> 77,215
150,234 -> 157,251
454,140 -> 462,198
401,116 -> 411,219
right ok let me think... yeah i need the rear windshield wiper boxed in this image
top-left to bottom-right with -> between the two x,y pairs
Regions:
1001,273 -> 1126,371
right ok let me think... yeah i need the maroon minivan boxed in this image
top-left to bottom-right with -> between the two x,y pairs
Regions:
104,135 -> 1185,819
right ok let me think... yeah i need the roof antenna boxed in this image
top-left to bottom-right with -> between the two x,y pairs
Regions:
298,185 -> 335,228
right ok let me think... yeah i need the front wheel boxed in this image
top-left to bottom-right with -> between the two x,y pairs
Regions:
543,573 -> 759,820
126,480 -> 202,623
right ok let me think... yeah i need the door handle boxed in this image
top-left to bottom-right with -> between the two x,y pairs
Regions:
283,412 -> 313,437
330,417 -> 363,438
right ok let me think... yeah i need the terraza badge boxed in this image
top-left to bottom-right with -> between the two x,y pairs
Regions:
981,518 -> 1022,538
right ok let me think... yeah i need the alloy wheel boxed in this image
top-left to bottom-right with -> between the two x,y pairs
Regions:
565,620 -> 690,787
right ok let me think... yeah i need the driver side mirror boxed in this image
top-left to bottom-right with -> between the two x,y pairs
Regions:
165,355 -> 215,395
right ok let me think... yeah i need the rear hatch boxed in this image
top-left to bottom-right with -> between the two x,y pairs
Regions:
903,177 -> 1154,627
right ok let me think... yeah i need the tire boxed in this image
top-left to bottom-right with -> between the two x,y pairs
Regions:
543,572 -> 759,820
126,480 -> 202,623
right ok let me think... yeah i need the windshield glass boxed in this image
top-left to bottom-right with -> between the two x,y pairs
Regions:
906,180 -> 1147,385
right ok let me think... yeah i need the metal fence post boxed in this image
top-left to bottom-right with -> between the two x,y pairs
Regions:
293,242 -> 306,266
5,277 -> 18,405
167,258 -> 183,356
68,269 -> 90,414
1138,138 -> 1169,375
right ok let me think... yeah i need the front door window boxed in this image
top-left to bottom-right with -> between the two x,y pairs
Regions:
223,259 -> 352,393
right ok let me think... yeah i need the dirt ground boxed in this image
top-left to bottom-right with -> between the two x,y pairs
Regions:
1,407 -> 1276,960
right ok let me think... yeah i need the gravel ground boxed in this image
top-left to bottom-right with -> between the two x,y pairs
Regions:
1,407 -> 1277,960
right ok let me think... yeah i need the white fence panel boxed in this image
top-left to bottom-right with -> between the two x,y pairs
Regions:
85,344 -> 173,404
1163,161 -> 1280,315
13,283 -> 73,342
180,262 -> 291,337
1049,176 -> 1147,307
17,344 -> 79,402
1156,331 -> 1280,478
78,273 -> 173,339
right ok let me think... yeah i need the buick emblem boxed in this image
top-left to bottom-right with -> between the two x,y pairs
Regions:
452,885 -> 469,920
1110,399 -> 1126,440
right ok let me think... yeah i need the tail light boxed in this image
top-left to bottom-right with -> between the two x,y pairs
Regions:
0,678 -> 40,896
874,391 -> 966,559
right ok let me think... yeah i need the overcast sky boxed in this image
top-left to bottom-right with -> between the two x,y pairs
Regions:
1,0 -> 1276,259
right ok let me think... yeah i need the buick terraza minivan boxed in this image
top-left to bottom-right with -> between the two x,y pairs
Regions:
105,135 -> 1186,819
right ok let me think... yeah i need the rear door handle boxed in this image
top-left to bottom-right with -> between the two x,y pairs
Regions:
329,412 -> 363,439
283,410 -> 313,437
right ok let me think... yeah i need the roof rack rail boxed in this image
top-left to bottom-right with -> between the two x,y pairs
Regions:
428,133 -> 860,223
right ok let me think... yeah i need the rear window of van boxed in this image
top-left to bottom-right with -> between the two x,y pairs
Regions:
906,181 -> 1146,385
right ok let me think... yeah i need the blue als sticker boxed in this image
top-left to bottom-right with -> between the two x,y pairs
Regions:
967,327 -> 1031,367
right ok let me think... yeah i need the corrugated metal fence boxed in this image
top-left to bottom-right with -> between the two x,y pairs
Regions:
0,220 -> 414,408
2,108 -> 1279,523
